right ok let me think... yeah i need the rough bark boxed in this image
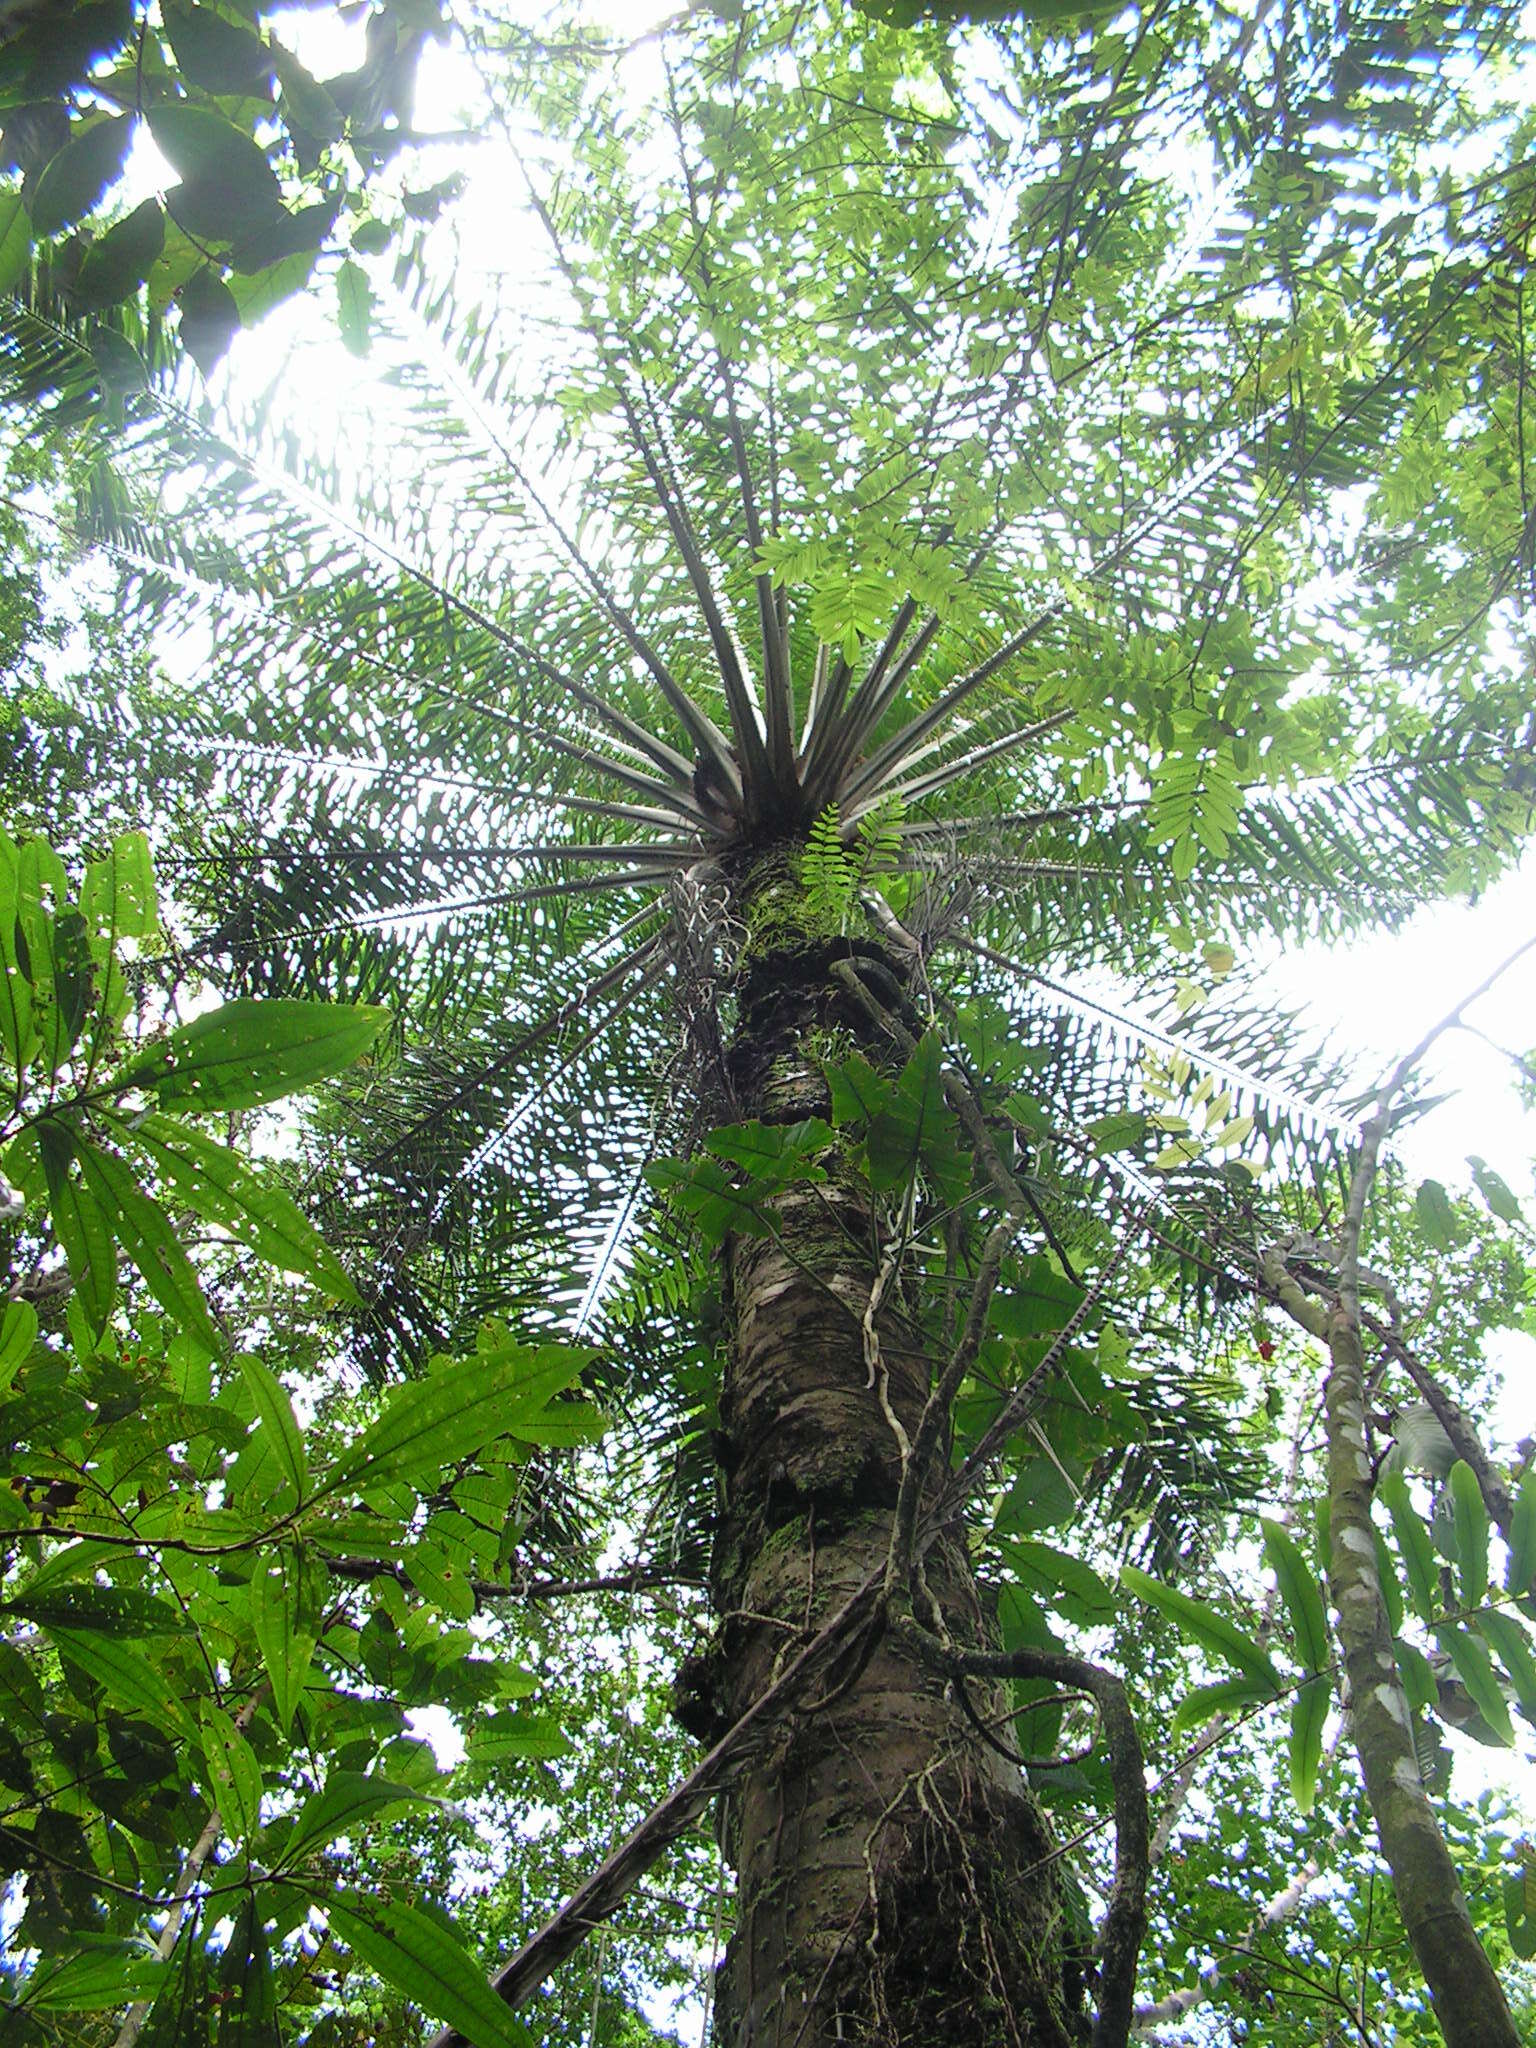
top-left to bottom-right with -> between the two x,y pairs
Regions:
682,883 -> 1082,2048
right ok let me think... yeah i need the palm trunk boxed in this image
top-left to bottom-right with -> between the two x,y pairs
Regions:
679,866 -> 1081,2047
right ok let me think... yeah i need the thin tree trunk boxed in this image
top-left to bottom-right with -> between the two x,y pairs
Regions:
683,878 -> 1080,2048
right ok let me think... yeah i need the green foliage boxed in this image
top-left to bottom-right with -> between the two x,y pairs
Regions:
0,0 -> 439,371
328,1894 -> 534,2048
0,826 -> 610,2039
1,827 -> 383,1339
1122,1564 -> 1282,1696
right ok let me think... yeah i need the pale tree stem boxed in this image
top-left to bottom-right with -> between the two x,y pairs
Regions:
1273,938 -> 1536,2048
113,1691 -> 265,2048
1131,1854 -> 1322,2034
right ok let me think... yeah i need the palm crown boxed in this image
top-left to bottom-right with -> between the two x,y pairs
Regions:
9,2 -> 1524,1344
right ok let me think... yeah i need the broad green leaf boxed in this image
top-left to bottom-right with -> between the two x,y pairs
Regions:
1152,1138 -> 1202,1171
990,1257 -> 1085,1338
226,243 -> 322,326
645,1153 -> 778,1241
1083,1111 -> 1146,1152
72,195 -> 168,309
178,263 -> 243,376
704,1118 -> 832,1177
73,1137 -> 221,1352
466,1711 -> 573,1762
1414,1177 -> 1457,1249
199,1699 -> 264,1842
336,257 -> 374,355
38,1122 -> 116,1332
46,1627 -> 195,1742
1374,1526 -> 1404,1635
0,191 -> 30,292
0,1299 -> 36,1390
79,830 -> 158,989
1469,1154 -> 1524,1227
1169,1674 -> 1279,1735
147,217 -> 206,310
865,1031 -> 965,1200
24,1539 -> 132,1598
1288,1674 -> 1328,1814
0,830 -> 37,1075
117,997 -> 388,1111
219,1895 -> 278,2044
999,1538 -> 1115,1626
235,1354 -> 308,1505
1121,1565 -> 1282,1694
1377,1468 -> 1439,1622
281,1770 -> 433,1866
1509,1468 -> 1536,1595
1435,1625 -> 1515,1746
1478,1609 -> 1536,1724
824,1047 -> 891,1127
149,102 -> 284,241
122,1114 -> 360,1302
249,1544 -> 321,1734
331,1342 -> 590,1491
1448,1460 -> 1489,1612
404,1540 -> 477,1621
271,39 -> 344,140
502,1401 -> 608,1449
1506,1845 -> 1536,1962
992,1450 -> 1081,1535
1394,1635 -> 1438,1714
13,834 -> 70,1074
329,1893 -> 533,2048
29,113 -> 134,237
89,326 -> 146,395
3,1585 -> 187,1636
20,1946 -> 168,2010
0,1641 -> 45,1727
1261,1518 -> 1329,1672
161,0 -> 274,95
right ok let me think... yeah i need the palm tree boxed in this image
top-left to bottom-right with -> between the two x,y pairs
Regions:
6,2 -> 1535,2041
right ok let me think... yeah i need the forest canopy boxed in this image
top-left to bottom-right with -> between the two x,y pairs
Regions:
0,2 -> 1535,2045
